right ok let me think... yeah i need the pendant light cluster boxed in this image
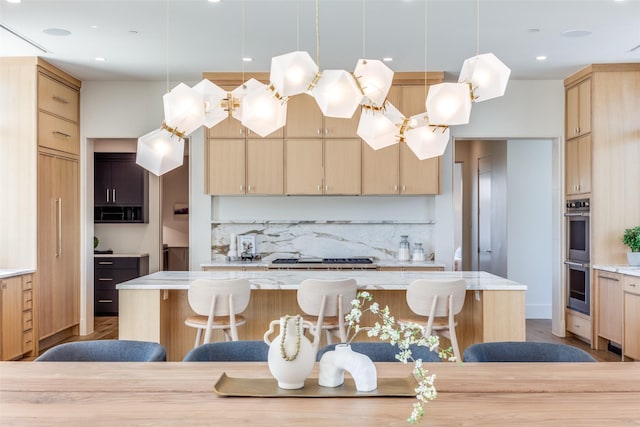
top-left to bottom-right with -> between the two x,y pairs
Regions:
136,0 -> 510,176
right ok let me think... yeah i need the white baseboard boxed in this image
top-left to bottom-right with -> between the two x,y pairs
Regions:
526,304 -> 552,319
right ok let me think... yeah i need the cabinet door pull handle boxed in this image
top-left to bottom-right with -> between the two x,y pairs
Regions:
106,189 -> 110,203
53,131 -> 71,138
98,261 -> 113,265
52,95 -> 69,104
98,278 -> 113,281
55,198 -> 62,258
630,283 -> 637,287
239,184 -> 244,191
247,185 -> 252,192
98,299 -> 113,303
317,185 -> 321,192
112,189 -> 116,203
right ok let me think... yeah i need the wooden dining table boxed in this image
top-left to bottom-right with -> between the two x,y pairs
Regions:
1,361 -> 639,426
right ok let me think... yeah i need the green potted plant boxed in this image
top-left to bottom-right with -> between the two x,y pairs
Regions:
623,226 -> 640,266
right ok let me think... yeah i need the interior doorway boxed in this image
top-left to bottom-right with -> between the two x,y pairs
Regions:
160,139 -> 190,271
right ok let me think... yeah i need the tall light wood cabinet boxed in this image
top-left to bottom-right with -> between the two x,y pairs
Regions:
565,78 -> 591,139
565,135 -> 591,196
0,57 -> 81,353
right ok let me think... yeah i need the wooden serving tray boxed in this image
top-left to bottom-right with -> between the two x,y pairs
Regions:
213,373 -> 417,398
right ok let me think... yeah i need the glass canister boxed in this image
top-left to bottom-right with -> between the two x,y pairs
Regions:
398,235 -> 410,261
412,243 -> 425,261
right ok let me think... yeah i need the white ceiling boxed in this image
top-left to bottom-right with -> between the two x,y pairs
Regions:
1,0 -> 639,83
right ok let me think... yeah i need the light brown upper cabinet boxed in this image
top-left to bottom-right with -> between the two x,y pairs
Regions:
285,138 -> 361,195
285,94 -> 323,138
324,139 -> 361,195
565,135 -> 591,196
246,139 -> 283,195
285,139 -> 323,194
206,139 -> 246,195
566,78 -> 591,139
203,72 -> 445,196
207,138 -> 284,195
362,143 -> 400,195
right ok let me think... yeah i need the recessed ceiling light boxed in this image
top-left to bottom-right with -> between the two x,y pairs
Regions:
43,28 -> 71,36
562,29 -> 592,38
242,57 -> 253,62
95,57 -> 106,62
208,0 -> 222,3
536,55 -> 547,61
382,57 -> 393,62
91,25 -> 99,29
6,0 -> 22,4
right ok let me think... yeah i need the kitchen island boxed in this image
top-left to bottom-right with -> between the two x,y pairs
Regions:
117,271 -> 526,361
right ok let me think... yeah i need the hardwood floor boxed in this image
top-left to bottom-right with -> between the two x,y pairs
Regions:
24,317 -> 623,362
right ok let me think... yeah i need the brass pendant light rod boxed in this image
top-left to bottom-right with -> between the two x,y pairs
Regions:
242,0 -> 246,83
315,0 -> 320,67
165,0 -> 170,93
476,0 -> 480,56
424,0 -> 428,99
362,0 -> 366,58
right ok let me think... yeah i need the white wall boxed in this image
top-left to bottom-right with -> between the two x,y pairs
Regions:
507,139 -> 554,319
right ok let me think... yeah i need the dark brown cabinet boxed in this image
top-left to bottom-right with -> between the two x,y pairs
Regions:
94,153 -> 148,223
94,256 -> 149,316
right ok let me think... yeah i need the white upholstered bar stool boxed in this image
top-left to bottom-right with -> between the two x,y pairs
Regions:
399,279 -> 467,362
184,278 -> 251,348
296,278 -> 357,351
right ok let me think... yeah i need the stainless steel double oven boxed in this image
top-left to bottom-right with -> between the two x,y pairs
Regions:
564,199 -> 590,315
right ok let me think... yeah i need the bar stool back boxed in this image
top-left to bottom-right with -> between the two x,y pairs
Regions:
184,278 -> 251,347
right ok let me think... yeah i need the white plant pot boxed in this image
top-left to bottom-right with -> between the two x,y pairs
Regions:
627,252 -> 640,266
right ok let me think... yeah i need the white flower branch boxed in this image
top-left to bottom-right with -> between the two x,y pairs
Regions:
344,291 -> 455,424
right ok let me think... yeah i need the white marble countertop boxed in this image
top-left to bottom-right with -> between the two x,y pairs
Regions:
117,270 -> 526,291
94,253 -> 150,258
592,265 -> 640,277
0,269 -> 35,279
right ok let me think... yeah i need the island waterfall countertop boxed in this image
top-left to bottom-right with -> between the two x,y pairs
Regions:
116,270 -> 527,291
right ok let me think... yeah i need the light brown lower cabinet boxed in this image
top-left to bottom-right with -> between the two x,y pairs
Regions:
595,271 -> 623,350
623,275 -> 640,361
0,274 -> 34,360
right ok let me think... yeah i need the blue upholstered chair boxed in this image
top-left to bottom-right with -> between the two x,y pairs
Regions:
316,342 -> 442,363
183,340 -> 269,362
462,341 -> 596,362
35,340 -> 166,362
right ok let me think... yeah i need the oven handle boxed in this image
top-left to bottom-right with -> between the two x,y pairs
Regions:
564,260 -> 590,268
564,212 -> 590,217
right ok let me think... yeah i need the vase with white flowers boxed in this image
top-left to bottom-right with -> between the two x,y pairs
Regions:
344,291 -> 455,424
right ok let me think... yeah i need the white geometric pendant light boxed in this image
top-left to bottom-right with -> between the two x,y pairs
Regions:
357,102 -> 404,150
311,69 -> 363,118
405,119 -> 451,160
240,80 -> 288,138
192,79 -> 229,128
163,82 -> 206,136
354,59 -> 394,108
270,51 -> 319,97
136,126 -> 185,176
230,79 -> 263,123
458,53 -> 511,102
425,82 -> 472,125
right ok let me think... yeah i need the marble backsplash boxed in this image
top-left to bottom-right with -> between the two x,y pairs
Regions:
211,221 -> 435,262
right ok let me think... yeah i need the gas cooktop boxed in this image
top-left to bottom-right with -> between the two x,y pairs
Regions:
271,257 -> 374,264
269,257 -> 377,269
